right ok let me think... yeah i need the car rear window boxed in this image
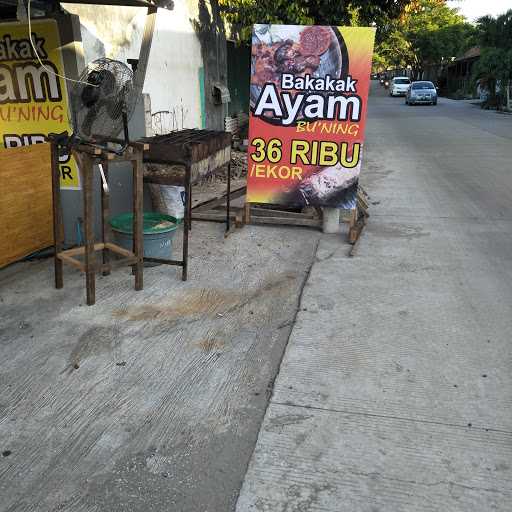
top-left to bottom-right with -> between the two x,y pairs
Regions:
412,82 -> 435,90
395,78 -> 410,84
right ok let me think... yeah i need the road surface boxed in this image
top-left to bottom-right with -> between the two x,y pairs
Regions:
236,82 -> 512,511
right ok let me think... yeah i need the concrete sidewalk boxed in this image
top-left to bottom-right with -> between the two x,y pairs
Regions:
235,88 -> 512,511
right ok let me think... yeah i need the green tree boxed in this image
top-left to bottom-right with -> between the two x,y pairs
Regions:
219,0 -> 413,42
374,0 -> 475,77
473,10 -> 512,109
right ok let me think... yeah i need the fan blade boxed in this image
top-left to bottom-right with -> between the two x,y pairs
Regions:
82,104 -> 99,137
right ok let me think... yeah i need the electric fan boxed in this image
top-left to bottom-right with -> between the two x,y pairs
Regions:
69,58 -> 138,152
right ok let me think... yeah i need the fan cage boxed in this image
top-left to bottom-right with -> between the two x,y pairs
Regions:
69,58 -> 137,143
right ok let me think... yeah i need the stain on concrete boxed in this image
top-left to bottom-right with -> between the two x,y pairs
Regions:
372,223 -> 430,240
197,338 -> 225,353
67,325 -> 121,371
113,274 -> 297,323
284,482 -> 334,511
113,288 -> 242,322
267,413 -> 313,431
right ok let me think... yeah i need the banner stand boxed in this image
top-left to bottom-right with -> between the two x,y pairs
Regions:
190,183 -> 369,241
347,187 -> 369,244
246,24 -> 375,233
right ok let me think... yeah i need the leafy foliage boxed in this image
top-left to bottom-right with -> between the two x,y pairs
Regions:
374,0 -> 475,74
472,10 -> 512,108
219,0 -> 413,42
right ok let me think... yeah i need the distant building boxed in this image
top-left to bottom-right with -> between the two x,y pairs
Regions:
445,47 -> 480,97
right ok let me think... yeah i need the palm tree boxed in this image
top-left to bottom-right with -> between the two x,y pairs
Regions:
474,10 -> 512,109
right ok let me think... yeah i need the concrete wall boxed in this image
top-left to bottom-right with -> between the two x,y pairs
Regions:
192,0 -> 229,131
54,2 -> 206,244
62,1 -> 204,130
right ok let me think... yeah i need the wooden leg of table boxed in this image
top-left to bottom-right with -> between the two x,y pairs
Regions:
83,156 -> 96,306
51,142 -> 63,289
226,161 -> 231,232
182,165 -> 191,281
244,201 -> 251,225
133,155 -> 144,291
188,180 -> 192,232
101,161 -> 111,276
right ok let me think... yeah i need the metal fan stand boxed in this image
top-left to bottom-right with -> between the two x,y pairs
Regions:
50,138 -> 148,306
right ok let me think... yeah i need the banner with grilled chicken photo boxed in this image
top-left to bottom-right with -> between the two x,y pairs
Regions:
247,24 -> 375,208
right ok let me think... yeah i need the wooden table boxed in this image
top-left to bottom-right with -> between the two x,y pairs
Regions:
50,140 -> 147,306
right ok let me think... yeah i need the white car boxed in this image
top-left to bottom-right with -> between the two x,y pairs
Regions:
389,77 -> 411,97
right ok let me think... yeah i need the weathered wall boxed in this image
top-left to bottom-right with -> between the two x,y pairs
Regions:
192,0 -> 229,130
62,1 -> 204,130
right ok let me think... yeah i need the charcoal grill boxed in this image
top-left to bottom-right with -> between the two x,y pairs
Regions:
140,129 -> 232,280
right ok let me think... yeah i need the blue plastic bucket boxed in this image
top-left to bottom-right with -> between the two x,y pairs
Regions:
110,212 -> 179,262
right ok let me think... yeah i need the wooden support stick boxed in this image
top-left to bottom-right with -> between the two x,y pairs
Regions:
182,165 -> 191,281
244,202 -> 251,225
83,155 -> 96,306
101,160 -> 111,276
133,153 -> 144,291
226,161 -> 231,233
51,142 -> 63,289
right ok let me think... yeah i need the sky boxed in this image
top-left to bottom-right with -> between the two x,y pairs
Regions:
447,0 -> 511,22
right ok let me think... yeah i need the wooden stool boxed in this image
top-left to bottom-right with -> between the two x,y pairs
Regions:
50,142 -> 145,306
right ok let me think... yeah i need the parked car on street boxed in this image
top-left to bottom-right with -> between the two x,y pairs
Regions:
405,81 -> 438,105
389,77 -> 411,96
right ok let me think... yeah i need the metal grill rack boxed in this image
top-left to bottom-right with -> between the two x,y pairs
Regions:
140,129 -> 232,280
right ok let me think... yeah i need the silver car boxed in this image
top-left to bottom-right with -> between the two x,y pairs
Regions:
405,81 -> 438,105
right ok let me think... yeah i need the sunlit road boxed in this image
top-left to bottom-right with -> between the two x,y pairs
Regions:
236,82 -> 512,511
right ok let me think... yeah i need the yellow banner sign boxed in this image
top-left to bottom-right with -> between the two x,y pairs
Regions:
0,19 -> 79,189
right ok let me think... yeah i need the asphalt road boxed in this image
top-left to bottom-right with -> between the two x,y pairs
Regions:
237,82 -> 512,510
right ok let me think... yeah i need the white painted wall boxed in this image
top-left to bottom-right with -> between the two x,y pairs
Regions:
62,1 -> 203,129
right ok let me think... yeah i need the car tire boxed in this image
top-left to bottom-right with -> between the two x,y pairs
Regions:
433,100 -> 437,105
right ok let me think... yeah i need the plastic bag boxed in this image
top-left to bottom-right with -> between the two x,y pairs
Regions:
149,184 -> 185,220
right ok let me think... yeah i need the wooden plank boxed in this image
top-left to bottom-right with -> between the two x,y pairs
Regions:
244,202 -> 251,225
226,161 -> 231,232
250,216 -> 322,228
133,153 -> 144,291
192,187 -> 246,212
50,142 -> 64,288
143,257 -> 184,266
59,242 -> 133,259
0,144 -> 53,269
250,207 -> 318,220
104,242 -> 135,259
101,161 -> 111,276
192,212 -> 239,222
83,155 -> 96,306
60,243 -> 105,258
182,165 -> 191,281
101,256 -> 138,272
57,253 -> 85,272
133,5 -> 158,95
348,218 -> 366,245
